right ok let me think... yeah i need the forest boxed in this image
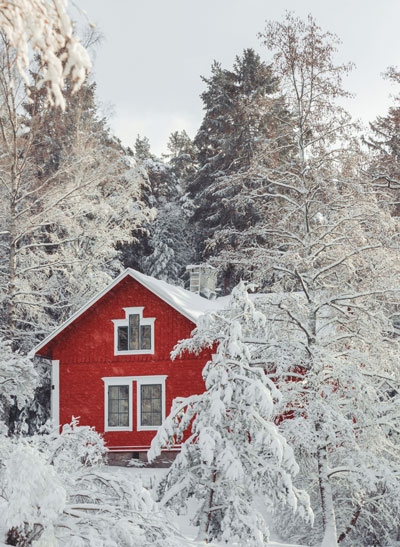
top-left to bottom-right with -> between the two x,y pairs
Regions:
0,3 -> 399,547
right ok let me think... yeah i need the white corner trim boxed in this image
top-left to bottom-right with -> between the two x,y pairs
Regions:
51,360 -> 60,429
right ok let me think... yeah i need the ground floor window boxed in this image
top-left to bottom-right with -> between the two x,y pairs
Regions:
103,375 -> 167,432
137,376 -> 166,431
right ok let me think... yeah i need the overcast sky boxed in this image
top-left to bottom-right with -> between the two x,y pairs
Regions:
76,0 -> 400,155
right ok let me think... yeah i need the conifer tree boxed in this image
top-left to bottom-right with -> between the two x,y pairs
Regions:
189,48 -> 291,288
149,282 -> 312,545
122,135 -> 195,284
365,66 -> 400,216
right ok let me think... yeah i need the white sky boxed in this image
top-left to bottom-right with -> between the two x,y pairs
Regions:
76,0 -> 400,156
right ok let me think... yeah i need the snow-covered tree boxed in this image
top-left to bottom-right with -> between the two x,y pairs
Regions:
208,13 -> 400,547
0,0 -> 91,109
121,138 -> 194,284
163,129 -> 197,190
365,66 -> 400,217
149,282 -> 312,545
0,38 -> 150,352
188,48 -> 291,286
0,337 -> 37,436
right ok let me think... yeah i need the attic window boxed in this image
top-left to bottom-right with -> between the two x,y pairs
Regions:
113,307 -> 155,355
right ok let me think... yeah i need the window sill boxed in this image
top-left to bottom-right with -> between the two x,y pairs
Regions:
114,349 -> 154,356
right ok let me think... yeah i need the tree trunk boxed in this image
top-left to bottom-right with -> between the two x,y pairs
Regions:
317,443 -> 338,547
196,469 -> 216,543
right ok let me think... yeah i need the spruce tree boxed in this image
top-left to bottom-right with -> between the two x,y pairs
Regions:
149,282 -> 312,545
189,48 -> 291,288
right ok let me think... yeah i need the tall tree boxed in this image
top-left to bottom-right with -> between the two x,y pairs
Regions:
365,66 -> 400,216
121,136 -> 195,285
189,48 -> 290,284
211,13 -> 400,547
0,38 -> 150,352
164,129 -> 197,191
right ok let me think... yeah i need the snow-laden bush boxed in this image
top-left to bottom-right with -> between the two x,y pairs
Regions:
1,420 -> 179,546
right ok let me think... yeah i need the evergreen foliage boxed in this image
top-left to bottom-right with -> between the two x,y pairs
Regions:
149,282 -> 312,545
188,48 -> 291,286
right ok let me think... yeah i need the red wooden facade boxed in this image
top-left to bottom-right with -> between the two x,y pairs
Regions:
34,270 -> 214,457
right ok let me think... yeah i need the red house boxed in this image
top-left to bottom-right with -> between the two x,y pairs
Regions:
34,267 -> 220,465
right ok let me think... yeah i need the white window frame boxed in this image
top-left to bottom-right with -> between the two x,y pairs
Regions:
112,307 -> 155,356
102,375 -> 167,432
103,377 -> 133,432
136,375 -> 167,431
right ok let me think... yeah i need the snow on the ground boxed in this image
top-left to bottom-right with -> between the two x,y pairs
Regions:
0,463 -> 310,547
109,465 -> 310,547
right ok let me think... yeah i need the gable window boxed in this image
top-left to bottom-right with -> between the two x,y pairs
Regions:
113,307 -> 155,355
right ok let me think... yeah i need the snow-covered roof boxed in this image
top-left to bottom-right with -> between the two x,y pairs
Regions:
33,268 -> 225,356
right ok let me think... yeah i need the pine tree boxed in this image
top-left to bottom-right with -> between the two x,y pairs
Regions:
121,136 -> 195,284
365,67 -> 400,216
164,129 -> 197,190
149,282 -> 312,545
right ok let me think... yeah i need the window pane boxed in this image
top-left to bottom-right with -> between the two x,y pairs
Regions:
141,413 -> 151,425
119,412 -> 129,427
141,325 -> 152,349
117,327 -> 128,351
108,386 -> 119,399
109,400 -> 120,413
119,385 -> 129,398
109,413 -> 119,427
119,399 -> 129,413
141,385 -> 151,398
140,384 -> 162,427
129,315 -> 140,350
